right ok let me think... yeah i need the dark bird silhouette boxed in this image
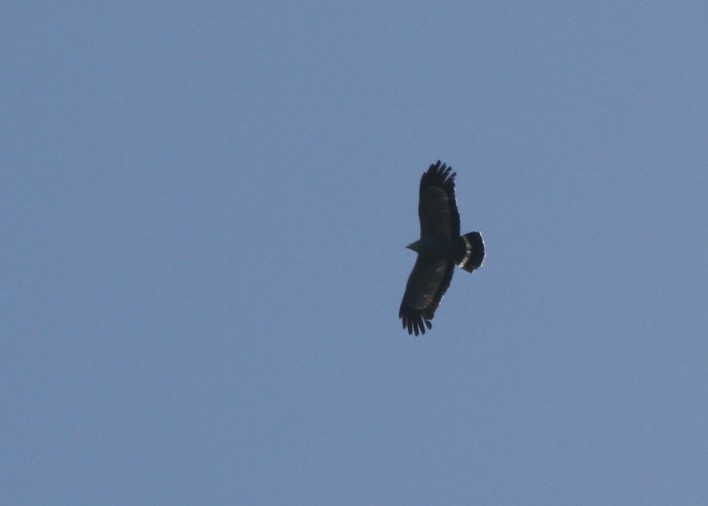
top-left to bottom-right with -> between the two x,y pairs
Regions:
399,161 -> 485,335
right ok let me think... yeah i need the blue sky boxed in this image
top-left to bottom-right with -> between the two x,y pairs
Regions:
3,2 -> 708,504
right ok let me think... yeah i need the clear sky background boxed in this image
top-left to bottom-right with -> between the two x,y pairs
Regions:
3,2 -> 708,504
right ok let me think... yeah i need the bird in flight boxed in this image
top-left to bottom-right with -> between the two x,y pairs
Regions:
399,161 -> 485,335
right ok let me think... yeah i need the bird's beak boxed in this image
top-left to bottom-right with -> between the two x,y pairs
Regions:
406,240 -> 421,252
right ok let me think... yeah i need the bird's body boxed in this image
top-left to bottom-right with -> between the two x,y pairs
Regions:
399,161 -> 485,336
407,236 -> 454,256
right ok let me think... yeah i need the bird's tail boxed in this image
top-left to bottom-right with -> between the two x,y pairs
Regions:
455,232 -> 485,272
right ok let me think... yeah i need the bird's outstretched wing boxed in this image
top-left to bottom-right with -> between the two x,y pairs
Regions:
418,161 -> 460,239
399,255 -> 455,336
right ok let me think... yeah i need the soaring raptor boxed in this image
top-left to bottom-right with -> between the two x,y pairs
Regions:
399,161 -> 485,335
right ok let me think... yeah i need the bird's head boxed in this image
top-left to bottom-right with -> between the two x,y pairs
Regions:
406,239 -> 422,253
